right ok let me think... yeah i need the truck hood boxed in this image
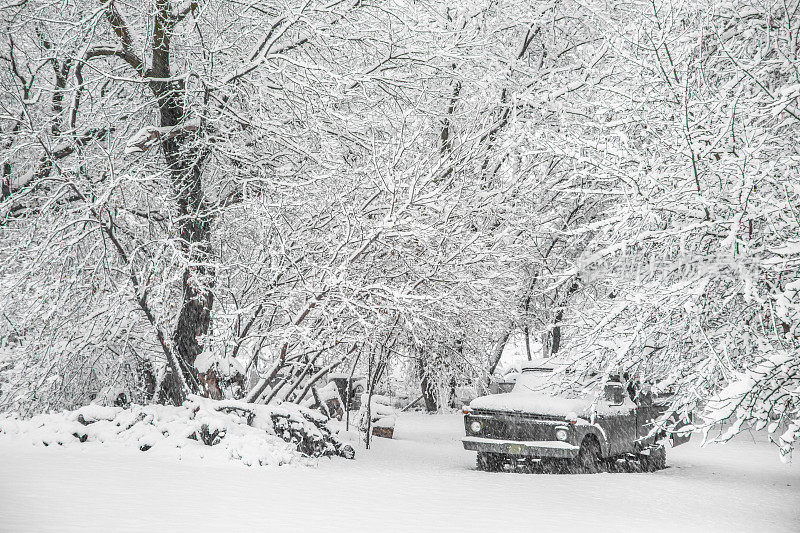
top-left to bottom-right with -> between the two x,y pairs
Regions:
469,392 -> 594,417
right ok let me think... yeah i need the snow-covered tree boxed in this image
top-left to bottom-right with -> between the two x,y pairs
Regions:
1,0 -> 797,461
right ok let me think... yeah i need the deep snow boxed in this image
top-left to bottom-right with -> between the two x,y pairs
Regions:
0,413 -> 797,532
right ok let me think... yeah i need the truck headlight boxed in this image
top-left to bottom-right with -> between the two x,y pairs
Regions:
555,429 -> 568,441
470,421 -> 482,434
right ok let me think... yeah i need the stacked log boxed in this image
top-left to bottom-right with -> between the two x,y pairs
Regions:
359,394 -> 397,439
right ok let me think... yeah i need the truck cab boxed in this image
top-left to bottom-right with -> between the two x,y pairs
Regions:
462,360 -> 683,472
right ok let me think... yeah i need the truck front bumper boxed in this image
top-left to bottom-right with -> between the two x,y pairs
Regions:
462,436 -> 580,459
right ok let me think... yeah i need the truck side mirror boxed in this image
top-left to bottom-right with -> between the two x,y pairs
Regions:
604,383 -> 625,405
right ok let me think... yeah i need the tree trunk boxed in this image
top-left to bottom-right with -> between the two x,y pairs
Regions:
487,329 -> 511,377
1,162 -> 10,201
420,373 -> 438,412
548,280 -> 580,357
137,359 -> 157,401
365,347 -> 374,449
541,331 -> 551,358
417,353 -> 439,412
524,326 -> 532,360
149,3 -> 216,404
448,375 -> 458,409
550,309 -> 564,355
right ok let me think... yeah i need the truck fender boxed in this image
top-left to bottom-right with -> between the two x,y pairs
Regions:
583,424 -> 611,457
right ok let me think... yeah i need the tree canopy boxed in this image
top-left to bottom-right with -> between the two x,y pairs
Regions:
1,0 -> 797,459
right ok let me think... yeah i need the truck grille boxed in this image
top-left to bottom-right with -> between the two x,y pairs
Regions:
469,412 -> 565,441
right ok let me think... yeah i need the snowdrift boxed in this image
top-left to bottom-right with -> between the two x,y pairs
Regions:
0,395 -> 355,467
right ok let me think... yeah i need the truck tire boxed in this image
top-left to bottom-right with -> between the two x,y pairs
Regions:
573,437 -> 602,474
476,452 -> 504,472
641,444 -> 666,472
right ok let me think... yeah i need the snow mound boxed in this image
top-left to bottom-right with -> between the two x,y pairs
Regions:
0,395 -> 355,467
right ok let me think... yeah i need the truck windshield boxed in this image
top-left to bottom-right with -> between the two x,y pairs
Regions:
513,368 -> 559,394
512,366 -> 591,398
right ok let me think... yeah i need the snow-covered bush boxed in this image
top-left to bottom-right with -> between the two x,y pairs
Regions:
0,396 -> 354,466
703,350 -> 799,462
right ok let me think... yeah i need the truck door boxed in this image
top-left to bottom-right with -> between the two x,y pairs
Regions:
635,391 -> 660,445
595,382 -> 637,456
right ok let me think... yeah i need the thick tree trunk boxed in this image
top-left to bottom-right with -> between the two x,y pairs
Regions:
159,132 -> 215,403
149,4 -> 216,404
420,373 -> 438,412
136,358 -> 157,401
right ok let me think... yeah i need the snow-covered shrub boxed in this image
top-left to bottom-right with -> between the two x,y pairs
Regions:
703,350 -> 799,462
0,395 -> 355,466
0,326 -> 159,416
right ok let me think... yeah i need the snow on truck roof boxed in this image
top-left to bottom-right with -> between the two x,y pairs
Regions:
521,363 -> 555,372
520,358 -> 567,371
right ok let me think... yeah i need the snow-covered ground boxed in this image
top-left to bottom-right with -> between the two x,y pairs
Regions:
1,413 -> 797,533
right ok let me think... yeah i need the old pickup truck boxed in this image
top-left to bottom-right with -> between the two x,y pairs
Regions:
462,360 -> 688,473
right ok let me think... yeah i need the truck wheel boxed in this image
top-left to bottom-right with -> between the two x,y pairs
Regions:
641,445 -> 666,472
476,452 -> 504,472
574,437 -> 602,474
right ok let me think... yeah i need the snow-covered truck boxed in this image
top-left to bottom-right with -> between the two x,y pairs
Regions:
462,360 -> 687,472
